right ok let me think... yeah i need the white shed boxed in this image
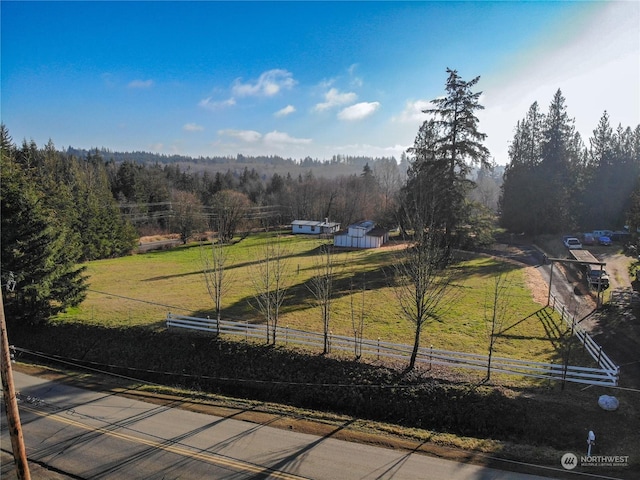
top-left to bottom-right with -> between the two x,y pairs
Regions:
334,221 -> 388,248
291,219 -> 340,235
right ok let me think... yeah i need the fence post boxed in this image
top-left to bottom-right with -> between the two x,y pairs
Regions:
377,337 -> 381,360
597,345 -> 603,367
429,344 -> 433,371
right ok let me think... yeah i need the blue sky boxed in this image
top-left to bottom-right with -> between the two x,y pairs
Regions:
2,1 -> 638,164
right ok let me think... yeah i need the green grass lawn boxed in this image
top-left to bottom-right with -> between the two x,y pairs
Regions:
56,231 -> 588,369
39,232 -> 639,474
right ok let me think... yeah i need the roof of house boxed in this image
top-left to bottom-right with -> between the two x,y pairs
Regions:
292,220 -> 340,228
349,220 -> 375,230
292,220 -> 322,227
335,221 -> 387,237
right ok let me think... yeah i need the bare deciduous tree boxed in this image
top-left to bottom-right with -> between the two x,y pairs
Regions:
170,189 -> 206,244
483,262 -> 512,382
200,233 -> 232,335
395,164 -> 460,370
349,273 -> 366,359
250,234 -> 291,345
210,189 -> 250,243
373,157 -> 402,225
392,225 -> 457,370
306,243 -> 337,354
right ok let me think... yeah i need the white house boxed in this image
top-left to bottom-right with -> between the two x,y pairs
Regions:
291,219 -> 341,235
333,220 -> 388,249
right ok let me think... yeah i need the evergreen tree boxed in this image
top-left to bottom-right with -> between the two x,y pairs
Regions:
1,128 -> 87,323
501,92 -> 589,235
582,112 -> 616,228
626,179 -> 640,240
500,102 -> 546,234
538,89 -> 584,233
421,68 -> 490,246
402,119 -> 450,236
72,150 -> 138,259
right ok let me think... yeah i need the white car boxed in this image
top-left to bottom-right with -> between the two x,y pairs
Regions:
563,236 -> 582,249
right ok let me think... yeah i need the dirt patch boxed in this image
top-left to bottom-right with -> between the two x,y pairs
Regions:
600,251 -> 634,290
139,233 -> 181,244
524,266 -> 551,306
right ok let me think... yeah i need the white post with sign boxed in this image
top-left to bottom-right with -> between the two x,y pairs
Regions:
587,430 -> 596,456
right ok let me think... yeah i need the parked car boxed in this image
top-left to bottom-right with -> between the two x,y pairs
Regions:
586,266 -> 610,290
583,233 -> 595,245
598,235 -> 612,246
563,236 -> 582,249
610,231 -> 630,242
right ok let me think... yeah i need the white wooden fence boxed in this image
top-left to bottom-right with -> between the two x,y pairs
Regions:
548,294 -> 619,385
166,313 -> 619,387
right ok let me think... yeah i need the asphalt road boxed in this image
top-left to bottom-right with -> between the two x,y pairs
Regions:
2,372 -> 556,480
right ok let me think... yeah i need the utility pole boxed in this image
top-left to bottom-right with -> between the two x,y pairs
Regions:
0,292 -> 31,479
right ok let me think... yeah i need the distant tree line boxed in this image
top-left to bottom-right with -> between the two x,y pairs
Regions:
67,146 -> 406,170
106,154 -> 407,238
500,90 -> 640,235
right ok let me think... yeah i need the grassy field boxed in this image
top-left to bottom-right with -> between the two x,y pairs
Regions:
57,231 -> 587,368
17,231 -> 639,476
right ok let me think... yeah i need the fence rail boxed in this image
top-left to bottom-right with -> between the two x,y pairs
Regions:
548,294 -> 619,384
166,313 -> 618,387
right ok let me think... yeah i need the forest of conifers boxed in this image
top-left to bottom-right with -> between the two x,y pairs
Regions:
500,91 -> 640,235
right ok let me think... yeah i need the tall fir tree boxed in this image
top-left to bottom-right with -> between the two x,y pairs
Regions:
1,126 -> 87,323
425,69 -> 490,246
500,102 -> 546,234
538,89 -> 584,233
403,69 -> 490,247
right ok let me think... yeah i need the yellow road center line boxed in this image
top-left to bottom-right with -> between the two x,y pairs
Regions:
23,405 -> 307,480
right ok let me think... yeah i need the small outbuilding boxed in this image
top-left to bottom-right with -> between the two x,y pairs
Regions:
334,220 -> 388,249
291,219 -> 341,235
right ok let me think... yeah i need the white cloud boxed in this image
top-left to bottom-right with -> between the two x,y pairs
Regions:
338,102 -> 380,121
393,99 -> 434,123
314,88 -> 358,112
217,129 -> 311,148
348,63 -> 363,88
218,129 -> 262,143
183,123 -> 204,132
274,105 -> 296,117
318,78 -> 336,90
199,96 -> 236,110
128,79 -> 154,89
264,130 -> 312,146
232,69 -> 296,97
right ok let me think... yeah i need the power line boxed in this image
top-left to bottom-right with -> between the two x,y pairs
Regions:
86,289 -> 191,312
